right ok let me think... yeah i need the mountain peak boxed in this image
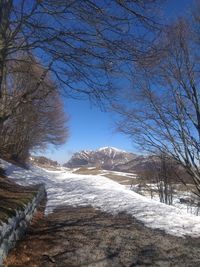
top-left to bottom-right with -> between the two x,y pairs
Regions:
64,147 -> 136,169
98,147 -> 126,153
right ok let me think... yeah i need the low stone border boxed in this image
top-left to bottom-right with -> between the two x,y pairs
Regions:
0,184 -> 46,265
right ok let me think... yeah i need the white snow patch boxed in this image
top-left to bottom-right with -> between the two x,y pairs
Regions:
98,147 -> 127,153
2,159 -> 200,238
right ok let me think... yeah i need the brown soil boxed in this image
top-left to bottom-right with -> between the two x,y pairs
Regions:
4,206 -> 200,267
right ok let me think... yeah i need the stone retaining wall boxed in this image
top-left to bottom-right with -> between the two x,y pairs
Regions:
0,184 -> 46,266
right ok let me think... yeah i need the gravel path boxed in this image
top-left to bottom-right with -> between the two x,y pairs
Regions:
4,206 -> 200,267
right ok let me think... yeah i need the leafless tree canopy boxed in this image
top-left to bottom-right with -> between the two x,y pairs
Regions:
0,0 -> 164,161
115,14 -> 200,195
115,5 -> 200,191
0,57 -> 68,162
0,0 -> 162,107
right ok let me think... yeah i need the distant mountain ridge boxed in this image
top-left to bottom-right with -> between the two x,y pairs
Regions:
114,155 -> 156,173
64,147 -> 137,170
30,156 -> 59,167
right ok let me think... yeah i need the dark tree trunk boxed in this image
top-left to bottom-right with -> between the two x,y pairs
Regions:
0,0 -> 12,97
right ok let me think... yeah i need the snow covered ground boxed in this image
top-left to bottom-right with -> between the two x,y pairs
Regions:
130,183 -> 200,216
2,159 -> 200,238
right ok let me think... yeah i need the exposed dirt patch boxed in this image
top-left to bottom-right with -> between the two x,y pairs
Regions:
4,206 -> 200,267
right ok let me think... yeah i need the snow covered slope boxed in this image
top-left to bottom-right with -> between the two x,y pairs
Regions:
2,159 -> 200,238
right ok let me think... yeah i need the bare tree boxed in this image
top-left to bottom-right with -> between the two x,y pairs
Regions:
134,153 -> 176,204
0,58 -> 68,162
115,18 -> 200,196
0,55 -> 55,125
149,154 -> 175,205
0,0 -> 165,163
0,0 -> 163,124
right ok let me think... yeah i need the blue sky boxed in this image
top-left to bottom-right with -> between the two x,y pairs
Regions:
42,99 -> 135,163
39,0 -> 195,164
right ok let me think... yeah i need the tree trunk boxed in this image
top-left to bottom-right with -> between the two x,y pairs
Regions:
0,0 -> 12,97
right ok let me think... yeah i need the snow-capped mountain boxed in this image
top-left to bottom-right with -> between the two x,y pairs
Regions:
64,147 -> 136,170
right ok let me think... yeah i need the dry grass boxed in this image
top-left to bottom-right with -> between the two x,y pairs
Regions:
72,167 -> 140,186
72,167 -> 103,175
103,173 -> 139,186
0,175 -> 41,222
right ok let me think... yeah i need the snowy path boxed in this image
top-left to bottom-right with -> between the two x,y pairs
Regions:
2,160 -> 200,238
